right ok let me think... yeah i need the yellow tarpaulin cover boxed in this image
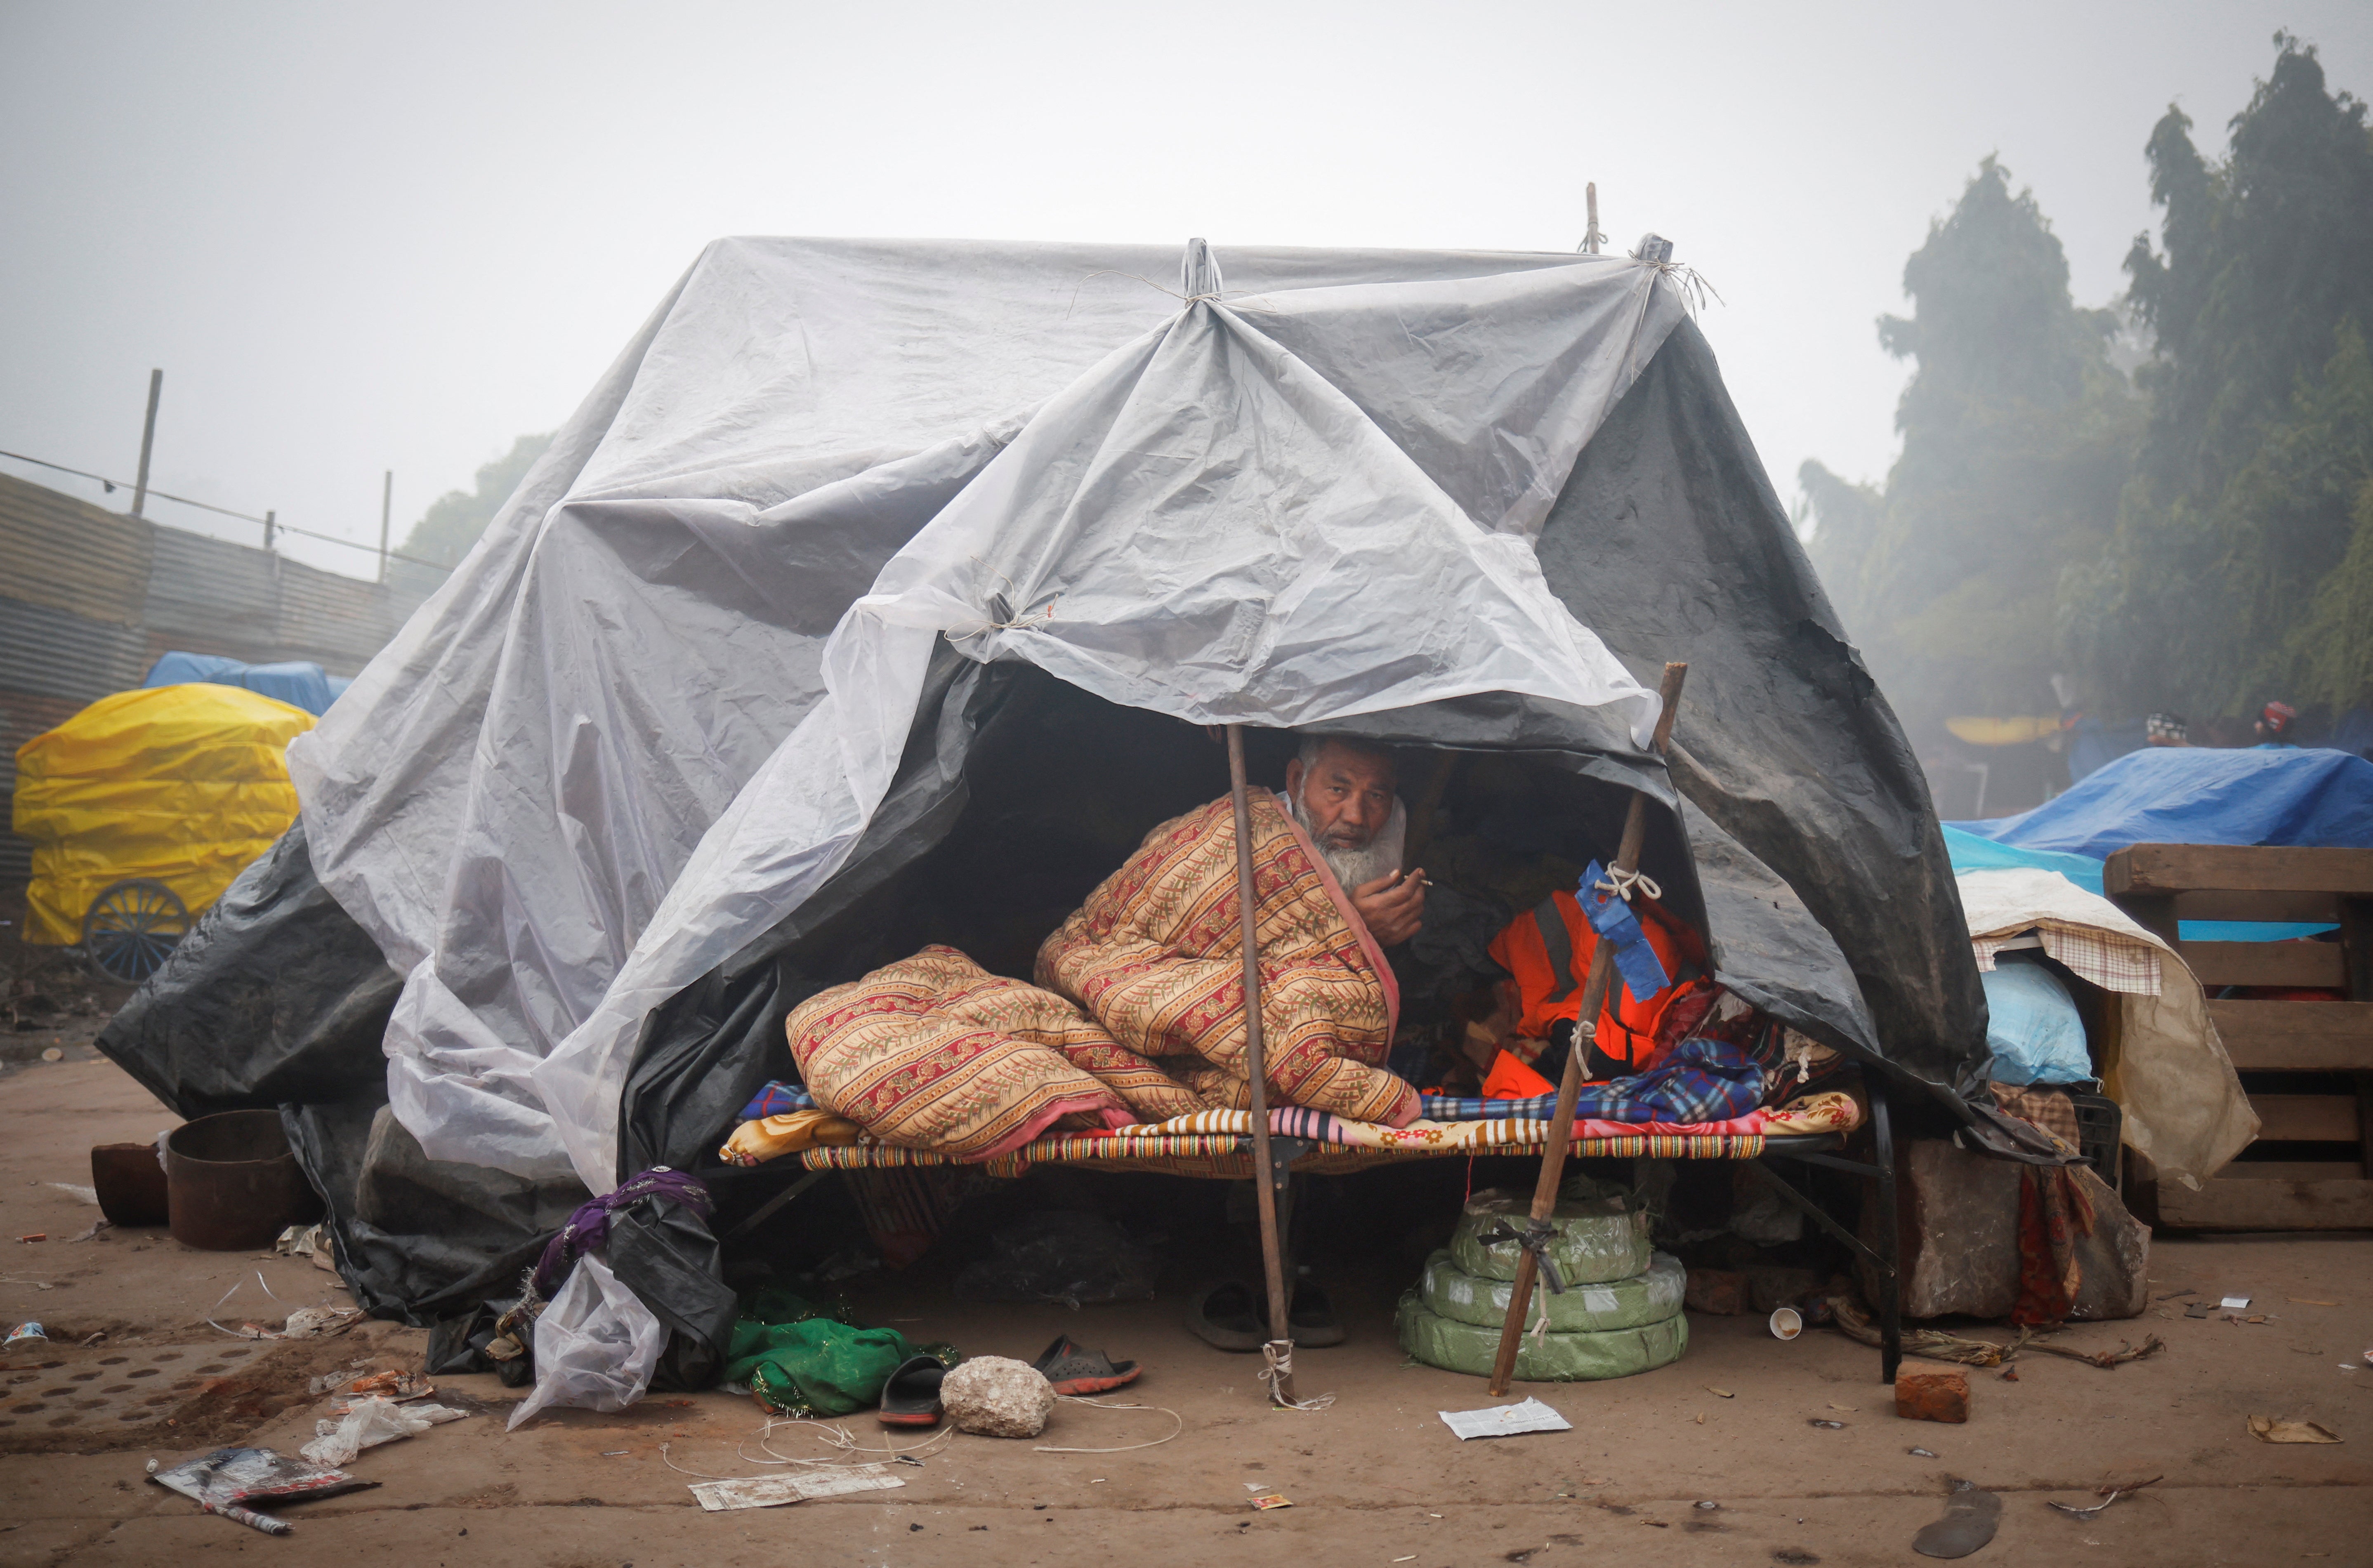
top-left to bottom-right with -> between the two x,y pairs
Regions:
1944,714 -> 2069,747
11,684 -> 315,946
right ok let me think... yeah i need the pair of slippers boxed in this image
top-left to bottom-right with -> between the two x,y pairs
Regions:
1183,1280 -> 1345,1351
877,1336 -> 1142,1427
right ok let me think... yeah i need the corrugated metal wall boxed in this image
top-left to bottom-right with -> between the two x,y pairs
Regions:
1,471 -> 438,888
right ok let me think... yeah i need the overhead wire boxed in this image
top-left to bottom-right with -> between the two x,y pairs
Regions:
0,446 -> 457,575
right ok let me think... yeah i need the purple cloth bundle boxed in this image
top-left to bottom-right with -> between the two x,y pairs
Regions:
530,1167 -> 713,1299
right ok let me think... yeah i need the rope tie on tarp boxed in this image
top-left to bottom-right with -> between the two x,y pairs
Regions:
528,1166 -> 713,1300
1580,859 -> 1672,1004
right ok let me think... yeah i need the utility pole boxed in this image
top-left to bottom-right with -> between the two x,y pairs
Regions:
263,510 -> 276,552
1584,183 -> 1604,255
377,470 -> 392,583
130,369 -> 163,516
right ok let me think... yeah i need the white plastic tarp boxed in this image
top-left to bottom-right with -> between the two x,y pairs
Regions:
287,237 -> 1687,1192
1955,867 -> 2258,1187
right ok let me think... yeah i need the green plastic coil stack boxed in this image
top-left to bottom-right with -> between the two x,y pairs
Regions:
1396,1183 -> 1689,1381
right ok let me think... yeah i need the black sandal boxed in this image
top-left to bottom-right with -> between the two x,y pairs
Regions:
1184,1280 -> 1267,1352
1031,1335 -> 1142,1395
877,1354 -> 948,1426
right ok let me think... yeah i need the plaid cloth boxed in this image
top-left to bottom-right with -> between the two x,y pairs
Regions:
1972,924 -> 2160,996
1989,1082 -> 2080,1145
1421,1036 -> 1762,1125
738,1080 -> 816,1120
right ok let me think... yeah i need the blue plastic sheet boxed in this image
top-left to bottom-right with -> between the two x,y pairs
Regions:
1979,955 -> 2093,1086
143,652 -> 348,716
1942,824 -> 2335,943
1952,746 -> 2373,859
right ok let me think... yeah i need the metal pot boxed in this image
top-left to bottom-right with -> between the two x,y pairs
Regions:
164,1110 -> 323,1251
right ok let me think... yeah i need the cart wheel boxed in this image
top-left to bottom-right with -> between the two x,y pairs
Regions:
81,879 -> 189,984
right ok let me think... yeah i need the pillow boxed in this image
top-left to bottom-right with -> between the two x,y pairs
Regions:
1980,954 -> 2092,1086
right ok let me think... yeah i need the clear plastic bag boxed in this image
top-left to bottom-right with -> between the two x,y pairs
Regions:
298,1395 -> 465,1466
506,1254 -> 663,1429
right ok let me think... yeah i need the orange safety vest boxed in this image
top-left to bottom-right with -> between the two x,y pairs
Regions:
1484,887 -> 1708,1086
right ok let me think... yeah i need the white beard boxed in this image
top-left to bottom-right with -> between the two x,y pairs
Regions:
1289,788 -> 1406,891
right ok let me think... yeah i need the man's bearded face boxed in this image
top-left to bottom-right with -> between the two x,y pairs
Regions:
1286,742 -> 1404,889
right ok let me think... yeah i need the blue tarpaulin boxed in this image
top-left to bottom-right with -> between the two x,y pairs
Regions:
1952,745 -> 2373,859
1944,745 -> 2373,942
142,653 -> 350,717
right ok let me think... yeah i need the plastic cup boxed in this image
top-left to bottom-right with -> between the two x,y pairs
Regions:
1769,1307 -> 1803,1340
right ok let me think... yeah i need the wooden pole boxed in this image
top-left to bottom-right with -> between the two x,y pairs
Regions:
263,509 -> 276,552
130,369 -> 162,518
377,470 -> 394,583
1226,724 -> 1295,1403
1486,662 -> 1687,1396
1585,183 -> 1603,255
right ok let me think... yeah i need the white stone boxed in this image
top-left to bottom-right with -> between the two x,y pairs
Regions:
939,1356 -> 1056,1438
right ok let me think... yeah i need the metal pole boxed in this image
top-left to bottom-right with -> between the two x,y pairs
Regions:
377,470 -> 392,582
263,510 -> 276,552
1487,662 -> 1687,1396
130,369 -> 162,517
1226,724 -> 1295,1404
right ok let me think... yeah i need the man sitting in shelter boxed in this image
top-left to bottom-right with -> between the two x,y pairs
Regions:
785,735 -> 1427,1160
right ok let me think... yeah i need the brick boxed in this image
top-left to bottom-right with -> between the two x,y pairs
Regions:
1684,1268 -> 1746,1315
1895,1366 -> 1970,1423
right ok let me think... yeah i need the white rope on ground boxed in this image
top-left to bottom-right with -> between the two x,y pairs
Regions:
750,1414 -> 955,1468
1033,1396 -> 1185,1454
1258,1341 -> 1335,1411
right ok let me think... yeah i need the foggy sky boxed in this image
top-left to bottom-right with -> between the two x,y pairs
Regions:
5,1 -> 2368,582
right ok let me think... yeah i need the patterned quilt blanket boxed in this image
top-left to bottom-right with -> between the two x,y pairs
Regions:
1036,789 -> 1419,1127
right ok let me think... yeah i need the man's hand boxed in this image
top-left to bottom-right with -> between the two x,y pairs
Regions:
1351,867 -> 1426,946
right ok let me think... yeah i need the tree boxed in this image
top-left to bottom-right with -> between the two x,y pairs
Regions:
1800,158 -> 2139,736
401,432 -> 552,569
2062,36 -> 2373,717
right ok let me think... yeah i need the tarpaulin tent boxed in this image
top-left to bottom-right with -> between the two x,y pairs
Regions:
99,236 -> 1989,1399
13,683 -> 314,946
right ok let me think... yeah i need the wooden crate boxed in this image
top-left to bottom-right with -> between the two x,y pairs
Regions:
2106,844 -> 2373,1230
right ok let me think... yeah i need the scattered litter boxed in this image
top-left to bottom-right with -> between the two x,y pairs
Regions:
1705,1386 -> 1735,1398
47,1183 -> 98,1205
1394,1557 -> 1418,1563
275,1224 -> 340,1273
1769,1307 -> 1804,1339
39,1047 -> 63,1063
1439,1398 -> 1572,1441
1827,1403 -> 1856,1411
300,1396 -> 469,1466
15,1234 -> 45,1244
1808,1419 -> 1846,1429
1248,1488 -> 1293,1510
282,1306 -> 363,1340
2155,1288 -> 2195,1300
2248,1415 -> 2341,1444
4,1322 -> 46,1348
602,1450 -> 630,1457
2288,1298 -> 2337,1306
1909,1447 -> 1938,1458
149,1446 -> 377,1535
2220,1297 -> 2250,1310
64,1219 -> 111,1243
1694,1413 -> 1705,1424
1912,1477 -> 2000,1559
688,1467 -> 906,1511
1693,1500 -> 1720,1510
2046,1475 -> 2162,1517
2184,1301 -> 2215,1318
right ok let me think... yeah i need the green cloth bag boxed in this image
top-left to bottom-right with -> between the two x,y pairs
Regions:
725,1318 -> 913,1417
1395,1291 -> 1688,1381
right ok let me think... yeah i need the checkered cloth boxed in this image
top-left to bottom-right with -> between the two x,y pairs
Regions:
1420,1036 -> 1762,1125
737,1080 -> 816,1120
1989,1083 -> 2081,1146
1972,924 -> 2160,996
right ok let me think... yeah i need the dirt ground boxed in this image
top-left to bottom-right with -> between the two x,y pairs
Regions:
2,1055 -> 2370,1568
